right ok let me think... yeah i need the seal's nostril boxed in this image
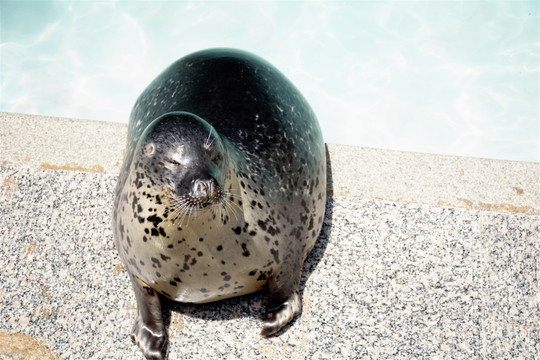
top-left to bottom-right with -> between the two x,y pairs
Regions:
191,179 -> 218,203
192,179 -> 208,198
206,180 -> 214,194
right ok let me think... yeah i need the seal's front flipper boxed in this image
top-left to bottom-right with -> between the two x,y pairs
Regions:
261,267 -> 303,337
130,274 -> 166,360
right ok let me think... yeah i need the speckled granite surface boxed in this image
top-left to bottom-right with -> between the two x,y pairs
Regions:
0,113 -> 539,359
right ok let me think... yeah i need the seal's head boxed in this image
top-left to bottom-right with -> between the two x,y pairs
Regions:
135,112 -> 226,217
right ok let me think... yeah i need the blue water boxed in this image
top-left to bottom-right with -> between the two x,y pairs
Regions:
1,1 -> 538,162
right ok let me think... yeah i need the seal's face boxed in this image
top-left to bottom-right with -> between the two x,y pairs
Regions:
136,112 -> 226,218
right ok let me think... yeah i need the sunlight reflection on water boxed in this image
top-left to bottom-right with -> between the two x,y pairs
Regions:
1,1 -> 538,162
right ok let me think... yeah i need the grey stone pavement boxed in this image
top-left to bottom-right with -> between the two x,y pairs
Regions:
0,113 -> 538,359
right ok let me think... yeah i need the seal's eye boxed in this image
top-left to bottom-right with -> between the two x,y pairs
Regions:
208,150 -> 222,164
164,147 -> 184,168
164,158 -> 182,168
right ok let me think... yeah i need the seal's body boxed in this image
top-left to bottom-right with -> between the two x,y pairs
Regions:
113,49 -> 326,359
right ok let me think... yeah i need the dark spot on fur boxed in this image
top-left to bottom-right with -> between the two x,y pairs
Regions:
217,245 -> 223,251
267,226 -> 280,236
270,248 -> 280,264
147,214 -> 163,228
249,269 -> 257,276
160,254 -> 171,261
151,228 -> 159,236
241,243 -> 250,257
159,227 -> 166,236
258,220 -> 267,231
169,281 -> 177,286
151,257 -> 161,268
232,226 -> 241,235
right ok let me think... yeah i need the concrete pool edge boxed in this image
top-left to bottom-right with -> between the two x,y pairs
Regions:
1,111 -> 538,215
1,111 -> 539,359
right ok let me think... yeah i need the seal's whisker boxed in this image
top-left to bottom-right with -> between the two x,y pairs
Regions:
226,196 -> 243,214
222,198 -> 240,222
218,198 -> 231,223
166,195 -> 194,226
176,200 -> 194,227
204,127 -> 215,148
224,193 -> 243,201
222,194 -> 241,213
222,189 -> 243,203
164,183 -> 230,226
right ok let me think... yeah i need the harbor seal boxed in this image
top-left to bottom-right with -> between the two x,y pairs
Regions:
112,48 -> 326,359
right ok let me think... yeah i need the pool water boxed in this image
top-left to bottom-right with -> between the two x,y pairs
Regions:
1,1 -> 538,162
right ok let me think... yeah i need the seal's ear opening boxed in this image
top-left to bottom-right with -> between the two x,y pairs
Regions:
144,143 -> 156,157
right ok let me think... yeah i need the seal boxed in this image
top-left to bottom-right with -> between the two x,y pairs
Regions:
112,48 -> 326,359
